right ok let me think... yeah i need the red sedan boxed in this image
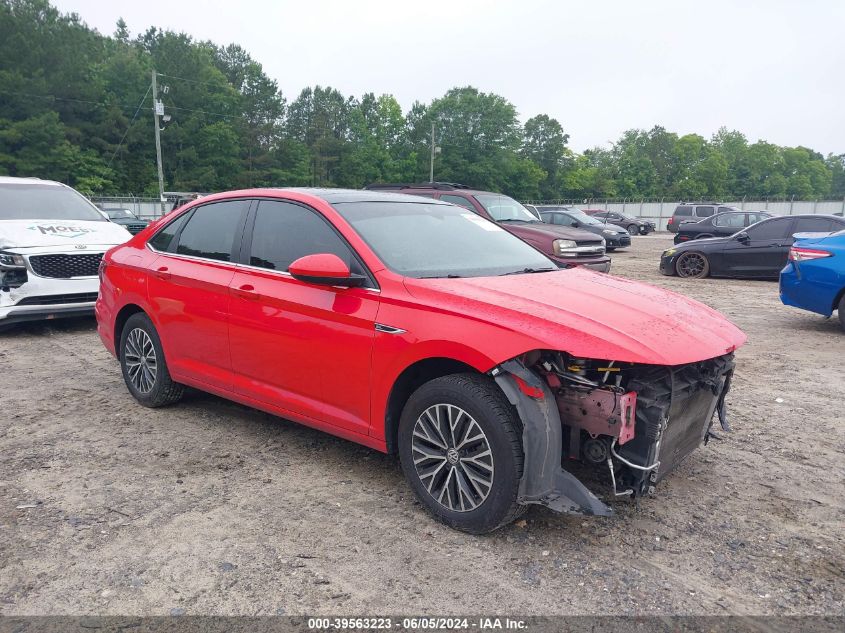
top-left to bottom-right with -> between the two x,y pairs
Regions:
96,188 -> 745,533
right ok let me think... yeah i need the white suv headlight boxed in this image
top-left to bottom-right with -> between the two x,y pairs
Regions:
0,251 -> 25,269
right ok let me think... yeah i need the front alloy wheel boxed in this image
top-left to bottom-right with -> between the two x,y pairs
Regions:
411,403 -> 494,512
627,224 -> 639,235
675,251 -> 710,278
398,373 -> 525,533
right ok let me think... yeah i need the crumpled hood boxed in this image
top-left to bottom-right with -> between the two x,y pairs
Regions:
404,268 -> 746,366
0,219 -> 131,250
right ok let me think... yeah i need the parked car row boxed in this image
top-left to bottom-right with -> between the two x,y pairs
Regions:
658,211 -> 845,331
2,175 -> 840,534
535,206 -> 632,251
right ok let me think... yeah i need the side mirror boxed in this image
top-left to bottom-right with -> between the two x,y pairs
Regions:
289,253 -> 366,287
571,221 -> 581,228
735,231 -> 750,243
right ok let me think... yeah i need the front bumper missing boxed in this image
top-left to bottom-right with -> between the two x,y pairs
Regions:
492,353 -> 736,516
493,360 -> 613,516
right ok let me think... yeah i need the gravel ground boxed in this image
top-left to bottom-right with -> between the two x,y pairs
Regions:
1,234 -> 843,616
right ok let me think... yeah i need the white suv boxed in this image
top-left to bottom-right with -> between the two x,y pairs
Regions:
0,177 -> 132,330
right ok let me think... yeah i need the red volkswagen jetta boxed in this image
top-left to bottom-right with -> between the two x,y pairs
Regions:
97,188 -> 745,533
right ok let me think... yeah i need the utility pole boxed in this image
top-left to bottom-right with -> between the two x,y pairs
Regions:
429,122 -> 435,183
151,70 -> 165,215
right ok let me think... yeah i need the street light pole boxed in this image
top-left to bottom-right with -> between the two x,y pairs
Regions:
151,70 -> 165,215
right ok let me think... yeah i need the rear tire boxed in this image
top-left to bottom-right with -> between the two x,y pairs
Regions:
398,373 -> 525,534
838,295 -> 845,332
675,251 -> 710,279
119,312 -> 183,408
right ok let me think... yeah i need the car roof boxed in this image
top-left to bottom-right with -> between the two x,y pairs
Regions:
0,176 -> 62,187
283,188 -> 454,205
200,187 -> 455,206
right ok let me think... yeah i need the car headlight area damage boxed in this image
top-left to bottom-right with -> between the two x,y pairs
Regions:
491,350 -> 735,516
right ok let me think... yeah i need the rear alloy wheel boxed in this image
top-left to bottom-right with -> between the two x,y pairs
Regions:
675,251 -> 710,279
627,224 -> 639,236
398,373 -> 524,534
120,312 -> 183,407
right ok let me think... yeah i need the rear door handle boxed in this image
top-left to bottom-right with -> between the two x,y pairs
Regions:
154,266 -> 171,280
231,284 -> 259,300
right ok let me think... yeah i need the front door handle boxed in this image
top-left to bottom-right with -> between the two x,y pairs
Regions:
154,266 -> 171,280
231,284 -> 259,300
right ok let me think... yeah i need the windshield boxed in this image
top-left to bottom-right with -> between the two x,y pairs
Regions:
333,201 -> 555,278
106,209 -> 138,220
475,194 -> 541,223
0,183 -> 106,222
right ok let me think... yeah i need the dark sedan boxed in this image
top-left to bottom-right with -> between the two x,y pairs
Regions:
674,211 -> 772,244
538,206 -> 631,251
660,214 -> 845,279
103,208 -> 149,234
584,210 -> 656,235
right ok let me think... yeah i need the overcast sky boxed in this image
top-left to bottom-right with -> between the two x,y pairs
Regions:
53,0 -> 845,155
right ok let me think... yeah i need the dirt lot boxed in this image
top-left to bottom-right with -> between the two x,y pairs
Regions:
1,235 -> 843,616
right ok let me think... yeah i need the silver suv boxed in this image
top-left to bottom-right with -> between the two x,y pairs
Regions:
667,203 -> 740,233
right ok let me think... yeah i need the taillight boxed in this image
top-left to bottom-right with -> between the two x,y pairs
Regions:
789,247 -> 833,262
678,235 -> 690,242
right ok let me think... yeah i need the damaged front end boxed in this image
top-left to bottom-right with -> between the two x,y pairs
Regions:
491,350 -> 735,516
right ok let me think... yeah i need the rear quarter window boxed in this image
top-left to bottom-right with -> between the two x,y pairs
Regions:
174,200 -> 250,262
695,206 -> 715,217
674,206 -> 692,216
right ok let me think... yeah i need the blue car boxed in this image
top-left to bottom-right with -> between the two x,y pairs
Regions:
780,229 -> 845,331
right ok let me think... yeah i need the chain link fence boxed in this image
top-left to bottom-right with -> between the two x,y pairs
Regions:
90,196 -> 174,221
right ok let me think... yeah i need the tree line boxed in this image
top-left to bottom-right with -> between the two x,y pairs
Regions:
1,0 -> 844,201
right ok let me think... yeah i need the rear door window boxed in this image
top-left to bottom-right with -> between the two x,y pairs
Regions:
792,217 -> 836,234
175,200 -> 250,262
440,194 -> 476,211
714,213 -> 745,228
746,217 -> 793,240
695,205 -> 715,217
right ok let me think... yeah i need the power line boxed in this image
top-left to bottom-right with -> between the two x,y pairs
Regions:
106,84 -> 153,168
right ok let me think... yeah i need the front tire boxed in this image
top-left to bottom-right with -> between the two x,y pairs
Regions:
627,224 -> 639,236
398,373 -> 524,534
675,251 -> 710,279
119,312 -> 183,407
